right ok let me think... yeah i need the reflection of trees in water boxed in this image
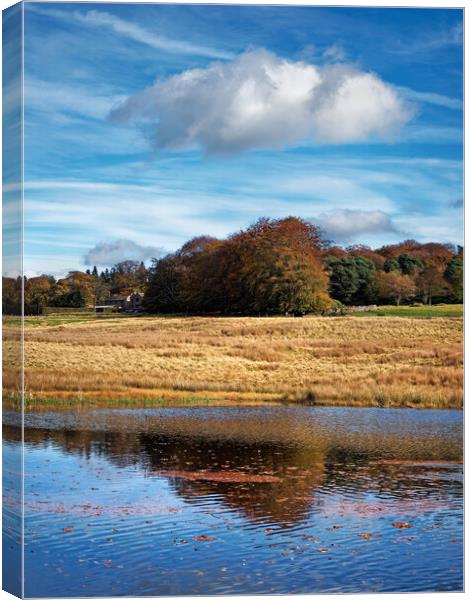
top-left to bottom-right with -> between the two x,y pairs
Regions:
10,424 -> 326,524
4,425 -> 149,471
140,432 -> 326,524
5,416 -> 463,525
321,444 -> 463,506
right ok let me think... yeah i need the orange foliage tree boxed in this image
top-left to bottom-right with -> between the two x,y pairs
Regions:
145,217 -> 332,315
376,271 -> 417,306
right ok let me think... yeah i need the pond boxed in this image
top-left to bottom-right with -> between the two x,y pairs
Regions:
3,406 -> 463,596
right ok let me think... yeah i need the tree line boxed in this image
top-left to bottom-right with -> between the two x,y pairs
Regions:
2,217 -> 463,316
3,260 -> 148,315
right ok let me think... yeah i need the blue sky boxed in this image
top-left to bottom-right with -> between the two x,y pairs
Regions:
19,2 -> 463,276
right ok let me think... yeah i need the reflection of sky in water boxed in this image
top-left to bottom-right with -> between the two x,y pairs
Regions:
5,406 -> 463,596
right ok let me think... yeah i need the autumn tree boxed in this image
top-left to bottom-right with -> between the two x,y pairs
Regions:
53,271 -> 96,308
110,260 -> 139,293
177,236 -> 224,312
2,277 -> 21,315
24,275 -> 56,315
376,271 -> 416,305
346,245 -> 386,269
226,217 -> 332,315
415,263 -> 449,305
377,239 -> 422,259
92,276 -> 111,305
144,218 -> 332,315
321,245 -> 347,259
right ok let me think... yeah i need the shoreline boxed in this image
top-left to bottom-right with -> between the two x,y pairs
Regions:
4,389 -> 463,411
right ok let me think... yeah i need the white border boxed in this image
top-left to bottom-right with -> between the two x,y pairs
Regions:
0,2 -> 466,600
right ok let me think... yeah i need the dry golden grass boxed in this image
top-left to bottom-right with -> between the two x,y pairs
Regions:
3,314 -> 463,408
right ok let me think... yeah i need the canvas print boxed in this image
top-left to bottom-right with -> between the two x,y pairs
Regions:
2,1 -> 464,597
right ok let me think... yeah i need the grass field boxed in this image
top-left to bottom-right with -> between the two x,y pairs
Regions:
2,306 -> 463,409
3,312 -> 128,328
351,304 -> 463,318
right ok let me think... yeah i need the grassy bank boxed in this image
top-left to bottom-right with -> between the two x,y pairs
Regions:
2,308 -> 463,409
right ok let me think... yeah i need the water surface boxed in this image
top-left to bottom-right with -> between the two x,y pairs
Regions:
3,406 -> 463,596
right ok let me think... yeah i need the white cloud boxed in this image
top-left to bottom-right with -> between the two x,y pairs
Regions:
313,209 -> 400,243
110,49 -> 414,155
84,239 -> 164,267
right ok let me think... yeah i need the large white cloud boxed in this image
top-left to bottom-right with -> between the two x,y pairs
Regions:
110,49 -> 414,155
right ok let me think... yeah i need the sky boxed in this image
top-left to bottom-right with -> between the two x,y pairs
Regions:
16,2 -> 464,276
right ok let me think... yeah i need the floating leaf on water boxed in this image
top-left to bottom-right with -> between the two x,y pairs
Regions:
155,469 -> 281,483
62,527 -> 74,533
392,521 -> 412,528
194,535 -> 215,542
317,548 -> 329,553
301,534 -> 320,542
357,533 -> 373,539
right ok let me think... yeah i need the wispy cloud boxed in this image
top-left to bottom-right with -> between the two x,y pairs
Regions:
322,43 -> 346,63
389,22 -> 462,56
25,77 -> 125,120
396,86 -> 462,111
28,5 -> 233,60
394,212 -> 463,243
403,125 -> 462,145
110,49 -> 414,155
273,173 -> 397,213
